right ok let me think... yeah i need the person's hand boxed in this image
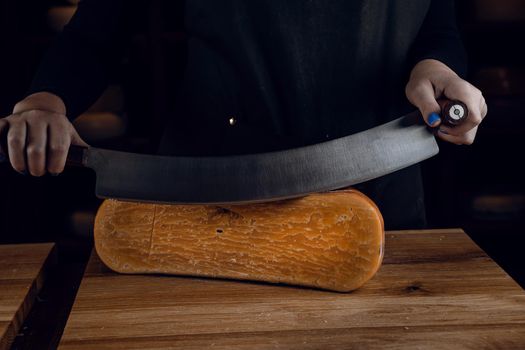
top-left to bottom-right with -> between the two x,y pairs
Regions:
406,59 -> 488,145
0,92 -> 88,176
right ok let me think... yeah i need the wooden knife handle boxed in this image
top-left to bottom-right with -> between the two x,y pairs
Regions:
438,99 -> 469,126
66,145 -> 89,167
0,141 -> 88,168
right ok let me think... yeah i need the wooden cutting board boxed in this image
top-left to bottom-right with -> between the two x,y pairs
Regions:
0,243 -> 56,350
58,229 -> 525,349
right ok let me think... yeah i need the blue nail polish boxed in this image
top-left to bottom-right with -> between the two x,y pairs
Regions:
428,112 -> 441,126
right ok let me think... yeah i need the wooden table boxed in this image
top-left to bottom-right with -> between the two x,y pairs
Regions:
0,243 -> 56,350
58,229 -> 525,349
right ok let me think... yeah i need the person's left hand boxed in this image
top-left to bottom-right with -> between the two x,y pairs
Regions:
405,59 -> 488,145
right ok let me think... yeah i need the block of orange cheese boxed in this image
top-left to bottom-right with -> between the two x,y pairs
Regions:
94,189 -> 384,292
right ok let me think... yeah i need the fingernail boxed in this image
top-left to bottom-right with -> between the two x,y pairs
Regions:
50,172 -> 60,177
439,128 -> 449,135
428,112 -> 441,126
17,170 -> 28,176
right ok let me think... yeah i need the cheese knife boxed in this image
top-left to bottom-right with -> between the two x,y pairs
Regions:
1,99 -> 468,205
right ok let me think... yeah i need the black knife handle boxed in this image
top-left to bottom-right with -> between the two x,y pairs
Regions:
438,99 -> 469,127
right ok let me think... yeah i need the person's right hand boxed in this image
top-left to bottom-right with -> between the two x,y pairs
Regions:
0,92 -> 88,176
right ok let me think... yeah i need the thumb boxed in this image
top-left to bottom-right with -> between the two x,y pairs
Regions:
406,79 -> 442,127
70,127 -> 89,147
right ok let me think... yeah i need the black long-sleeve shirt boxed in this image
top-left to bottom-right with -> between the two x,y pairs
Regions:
28,0 -> 466,229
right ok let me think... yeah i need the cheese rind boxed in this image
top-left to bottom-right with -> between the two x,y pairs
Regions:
94,189 -> 384,292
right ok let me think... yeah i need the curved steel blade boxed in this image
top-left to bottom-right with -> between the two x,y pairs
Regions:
85,111 -> 438,204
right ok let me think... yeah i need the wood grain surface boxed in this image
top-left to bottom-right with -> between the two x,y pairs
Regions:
0,243 -> 56,350
59,229 -> 525,349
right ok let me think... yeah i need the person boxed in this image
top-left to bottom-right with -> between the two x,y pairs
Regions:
0,0 -> 487,229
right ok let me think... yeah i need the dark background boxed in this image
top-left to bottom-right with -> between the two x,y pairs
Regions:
0,0 -> 524,347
